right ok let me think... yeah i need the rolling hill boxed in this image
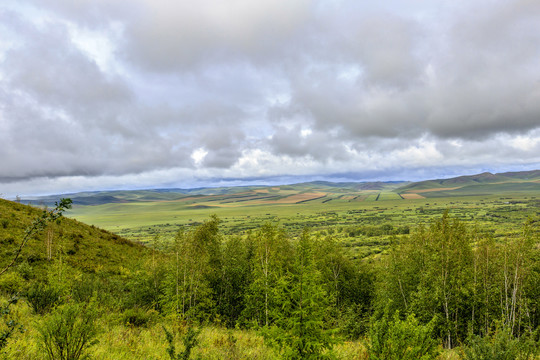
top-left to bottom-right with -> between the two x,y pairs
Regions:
22,181 -> 406,206
21,170 -> 540,208
0,198 -> 151,282
396,170 -> 540,196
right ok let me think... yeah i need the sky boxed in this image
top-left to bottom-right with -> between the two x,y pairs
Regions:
1,0 -> 540,198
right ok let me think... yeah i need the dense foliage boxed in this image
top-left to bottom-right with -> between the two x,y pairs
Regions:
0,198 -> 539,358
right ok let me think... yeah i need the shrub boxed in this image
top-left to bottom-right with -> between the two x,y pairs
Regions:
0,296 -> 23,351
163,325 -> 201,360
368,309 -> 440,360
38,301 -> 100,360
26,283 -> 61,315
462,327 -> 537,360
17,261 -> 33,280
121,307 -> 156,328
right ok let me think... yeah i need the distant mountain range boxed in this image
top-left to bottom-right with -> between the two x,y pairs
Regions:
21,169 -> 540,206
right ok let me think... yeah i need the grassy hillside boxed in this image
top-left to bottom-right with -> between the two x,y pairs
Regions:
397,169 -> 540,193
0,198 -> 150,283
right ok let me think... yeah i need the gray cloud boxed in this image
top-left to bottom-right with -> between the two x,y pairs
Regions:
1,0 -> 539,196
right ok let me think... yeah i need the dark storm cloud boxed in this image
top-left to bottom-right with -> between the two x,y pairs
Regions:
1,0 -> 540,196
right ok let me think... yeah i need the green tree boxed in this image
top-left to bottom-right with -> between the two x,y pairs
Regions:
264,229 -> 337,359
414,212 -> 474,348
161,216 -> 221,322
216,236 -> 251,327
378,212 -> 475,348
314,235 -> 375,337
242,223 -> 292,328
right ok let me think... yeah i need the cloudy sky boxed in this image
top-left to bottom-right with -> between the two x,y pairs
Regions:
1,0 -> 540,197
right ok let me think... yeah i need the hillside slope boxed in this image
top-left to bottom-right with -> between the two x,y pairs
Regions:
397,170 -> 540,194
0,198 -> 150,281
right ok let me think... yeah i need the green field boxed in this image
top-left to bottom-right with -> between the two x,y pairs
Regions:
63,175 -> 540,258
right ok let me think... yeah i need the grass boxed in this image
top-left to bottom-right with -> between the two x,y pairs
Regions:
0,297 -> 474,360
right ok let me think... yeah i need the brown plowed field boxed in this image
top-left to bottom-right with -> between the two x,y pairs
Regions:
401,193 -> 425,199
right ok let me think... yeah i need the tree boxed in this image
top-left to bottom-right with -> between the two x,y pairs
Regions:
379,212 -> 475,348
264,229 -> 337,359
216,236 -> 251,327
161,216 -> 221,321
242,223 -> 292,328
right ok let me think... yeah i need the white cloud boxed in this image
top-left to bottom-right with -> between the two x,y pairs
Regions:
0,0 -> 539,197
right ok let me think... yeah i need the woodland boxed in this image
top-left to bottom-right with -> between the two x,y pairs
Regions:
0,194 -> 539,359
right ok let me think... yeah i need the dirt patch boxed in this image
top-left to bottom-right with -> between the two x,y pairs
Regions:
401,193 -> 425,199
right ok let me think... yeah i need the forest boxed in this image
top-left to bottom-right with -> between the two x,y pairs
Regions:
1,197 -> 539,359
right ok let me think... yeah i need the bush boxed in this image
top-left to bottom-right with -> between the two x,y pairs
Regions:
462,327 -> 537,360
368,309 -> 440,360
340,303 -> 370,340
26,283 -> 62,315
38,301 -> 100,360
121,307 -> 156,328
163,325 -> 201,360
0,296 -> 23,351
17,261 -> 33,280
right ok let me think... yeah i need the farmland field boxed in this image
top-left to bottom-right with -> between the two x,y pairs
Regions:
63,177 -> 540,258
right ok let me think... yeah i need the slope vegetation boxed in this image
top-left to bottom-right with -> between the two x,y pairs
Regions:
397,170 -> 540,197
0,198 -> 150,280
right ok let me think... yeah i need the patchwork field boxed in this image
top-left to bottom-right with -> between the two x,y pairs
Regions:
55,174 -> 540,258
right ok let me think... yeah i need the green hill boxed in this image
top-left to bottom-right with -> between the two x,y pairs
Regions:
0,198 -> 150,284
417,181 -> 540,198
397,170 -> 540,193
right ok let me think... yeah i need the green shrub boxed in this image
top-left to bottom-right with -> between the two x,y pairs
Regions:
368,309 -> 440,360
26,283 -> 62,315
463,327 -> 537,360
163,325 -> 201,360
0,296 -> 23,351
17,261 -> 33,280
121,307 -> 156,328
38,301 -> 100,360
340,303 -> 370,340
